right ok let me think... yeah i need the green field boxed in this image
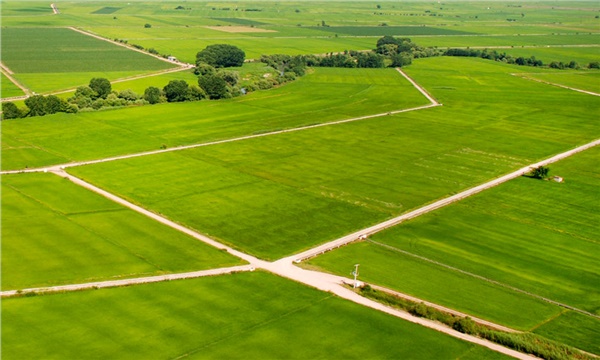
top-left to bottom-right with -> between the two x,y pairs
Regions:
2,1 -> 599,358
519,71 -> 600,93
1,67 -> 427,170
1,172 -> 242,290
0,27 -> 175,92
306,146 -> 600,353
1,271 -> 510,360
68,57 -> 600,260
1,73 -> 25,98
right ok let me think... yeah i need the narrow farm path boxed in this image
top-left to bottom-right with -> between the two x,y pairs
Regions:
0,62 -> 33,101
367,239 -> 600,320
1,67 -> 441,175
47,66 -> 194,96
0,264 -> 254,297
4,140 -> 598,359
67,27 -> 194,68
513,73 -> 600,96
2,169 -> 538,359
4,69 -> 597,359
281,139 -> 600,264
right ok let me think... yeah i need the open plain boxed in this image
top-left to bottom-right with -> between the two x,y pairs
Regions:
1,1 -> 598,359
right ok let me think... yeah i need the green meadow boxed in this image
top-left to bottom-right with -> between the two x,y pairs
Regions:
1,271 -> 510,360
306,146 -> 600,353
1,172 -> 242,290
1,67 -> 426,170
69,58 -> 599,260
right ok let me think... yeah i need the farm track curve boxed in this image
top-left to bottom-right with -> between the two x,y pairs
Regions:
3,67 -> 598,359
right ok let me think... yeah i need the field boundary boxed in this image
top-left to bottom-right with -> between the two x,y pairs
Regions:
67,27 -> 194,68
284,139 -> 600,264
367,239 -> 600,320
1,68 -> 441,174
1,62 -> 32,101
1,265 -> 254,298
512,73 -> 600,96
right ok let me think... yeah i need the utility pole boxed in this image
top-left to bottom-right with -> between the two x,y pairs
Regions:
352,264 -> 360,288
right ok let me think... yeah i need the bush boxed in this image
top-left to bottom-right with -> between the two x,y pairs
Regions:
1,102 -> 23,119
144,23 -> 152,28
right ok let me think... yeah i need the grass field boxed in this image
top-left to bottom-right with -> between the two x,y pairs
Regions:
1,271 -> 511,360
0,27 -> 175,92
68,58 -> 599,260
1,67 -> 427,170
1,73 -> 25,98
306,146 -> 600,353
1,172 -> 242,290
519,71 -> 600,93
2,1 -> 599,357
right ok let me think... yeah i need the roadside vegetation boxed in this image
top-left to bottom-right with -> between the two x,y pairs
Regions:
358,285 -> 594,360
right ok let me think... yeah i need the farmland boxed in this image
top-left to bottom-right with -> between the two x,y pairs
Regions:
306,146 -> 600,353
1,67 -> 427,170
1,0 -> 599,358
0,27 -> 175,93
68,57 -> 599,260
0,73 -> 25,98
1,172 -> 242,290
1,271 -> 510,360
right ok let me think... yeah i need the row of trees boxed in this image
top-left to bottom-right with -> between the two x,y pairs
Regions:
260,36 -> 437,73
444,47 -> 599,70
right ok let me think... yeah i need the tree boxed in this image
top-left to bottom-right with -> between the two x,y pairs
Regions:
45,95 -> 68,114
217,70 -> 239,86
198,74 -> 230,99
530,166 -> 550,179
118,89 -> 140,101
196,44 -> 245,68
143,86 -> 163,104
391,52 -> 412,67
163,80 -> 190,102
187,85 -> 206,101
1,102 -> 22,120
89,78 -> 112,99
195,63 -> 216,76
25,95 -> 48,116
144,23 -> 152,28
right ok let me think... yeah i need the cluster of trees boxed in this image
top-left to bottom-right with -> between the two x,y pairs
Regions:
2,95 -> 77,120
260,36 -> 439,73
196,44 -> 246,68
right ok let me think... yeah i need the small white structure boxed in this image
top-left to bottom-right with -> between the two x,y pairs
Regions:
552,176 -> 564,183
358,234 -> 367,240
167,56 -> 178,62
